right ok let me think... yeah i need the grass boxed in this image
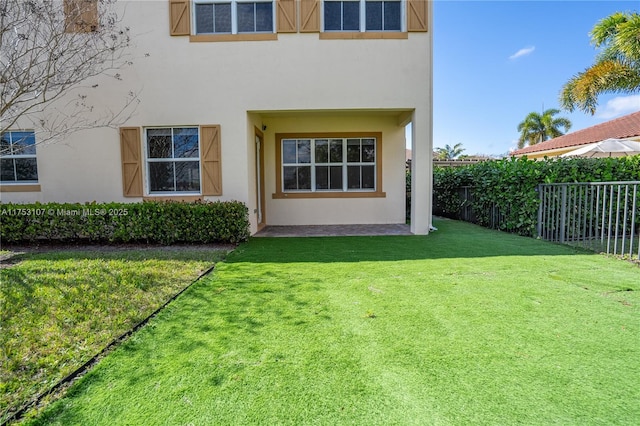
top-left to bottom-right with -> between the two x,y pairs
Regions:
14,220 -> 640,425
0,247 -> 228,423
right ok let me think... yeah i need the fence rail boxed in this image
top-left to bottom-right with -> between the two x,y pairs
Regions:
537,182 -> 640,259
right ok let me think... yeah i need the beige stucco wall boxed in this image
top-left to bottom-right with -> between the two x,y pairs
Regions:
1,0 -> 432,234
511,149 -> 574,160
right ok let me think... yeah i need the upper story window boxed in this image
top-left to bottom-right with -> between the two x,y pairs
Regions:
365,0 -> 401,31
323,0 -> 402,32
0,131 -> 39,183
194,0 -> 274,34
324,1 -> 360,31
145,127 -> 201,194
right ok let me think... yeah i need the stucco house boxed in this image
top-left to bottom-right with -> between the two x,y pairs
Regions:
510,110 -> 640,159
0,0 -> 433,236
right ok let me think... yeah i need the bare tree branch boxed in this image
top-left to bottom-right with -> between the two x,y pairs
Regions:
0,0 -> 140,143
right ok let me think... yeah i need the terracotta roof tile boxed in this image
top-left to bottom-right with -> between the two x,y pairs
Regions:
512,110 -> 640,156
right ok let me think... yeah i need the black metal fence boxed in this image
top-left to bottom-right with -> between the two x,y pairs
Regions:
432,186 -> 507,230
433,181 -> 640,259
537,182 -> 640,259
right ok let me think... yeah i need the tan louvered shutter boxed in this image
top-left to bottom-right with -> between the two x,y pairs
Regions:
200,125 -> 222,196
407,0 -> 428,32
64,0 -> 99,33
300,0 -> 320,33
169,0 -> 191,36
120,127 -> 143,197
277,0 -> 297,33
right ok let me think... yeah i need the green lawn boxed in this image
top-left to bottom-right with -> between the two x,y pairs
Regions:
0,248 -> 227,423
20,220 -> 640,425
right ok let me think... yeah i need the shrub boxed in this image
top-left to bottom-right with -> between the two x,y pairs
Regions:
0,200 -> 250,244
431,166 -> 473,218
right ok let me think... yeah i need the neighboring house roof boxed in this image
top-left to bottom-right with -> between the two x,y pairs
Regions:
511,110 -> 640,157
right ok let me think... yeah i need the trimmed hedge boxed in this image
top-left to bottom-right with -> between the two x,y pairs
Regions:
0,201 -> 250,244
432,156 -> 640,237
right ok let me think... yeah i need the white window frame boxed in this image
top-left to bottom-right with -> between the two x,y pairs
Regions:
144,127 -> 202,195
322,0 -> 405,32
281,137 -> 377,193
193,0 -> 276,35
0,130 -> 38,184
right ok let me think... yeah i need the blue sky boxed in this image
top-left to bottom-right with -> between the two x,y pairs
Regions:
428,0 -> 640,156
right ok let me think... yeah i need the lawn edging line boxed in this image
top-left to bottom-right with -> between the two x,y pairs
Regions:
2,264 -> 217,426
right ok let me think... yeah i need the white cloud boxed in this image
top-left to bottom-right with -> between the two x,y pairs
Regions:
509,46 -> 535,60
597,95 -> 640,119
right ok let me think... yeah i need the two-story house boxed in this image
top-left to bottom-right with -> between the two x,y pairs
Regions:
0,0 -> 433,235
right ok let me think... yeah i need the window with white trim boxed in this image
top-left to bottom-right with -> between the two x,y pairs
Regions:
365,0 -> 401,31
145,127 -> 201,193
0,131 -> 38,183
194,0 -> 274,34
323,0 -> 402,32
282,137 -> 376,192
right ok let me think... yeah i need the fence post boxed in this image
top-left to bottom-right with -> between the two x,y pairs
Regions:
559,185 -> 567,244
536,184 -> 543,238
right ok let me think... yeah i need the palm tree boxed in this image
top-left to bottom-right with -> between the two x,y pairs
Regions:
560,12 -> 640,115
517,108 -> 571,149
435,143 -> 465,160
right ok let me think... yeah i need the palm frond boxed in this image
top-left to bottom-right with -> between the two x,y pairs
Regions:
590,12 -> 628,48
615,15 -> 640,63
562,12 -> 640,114
559,60 -> 640,115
